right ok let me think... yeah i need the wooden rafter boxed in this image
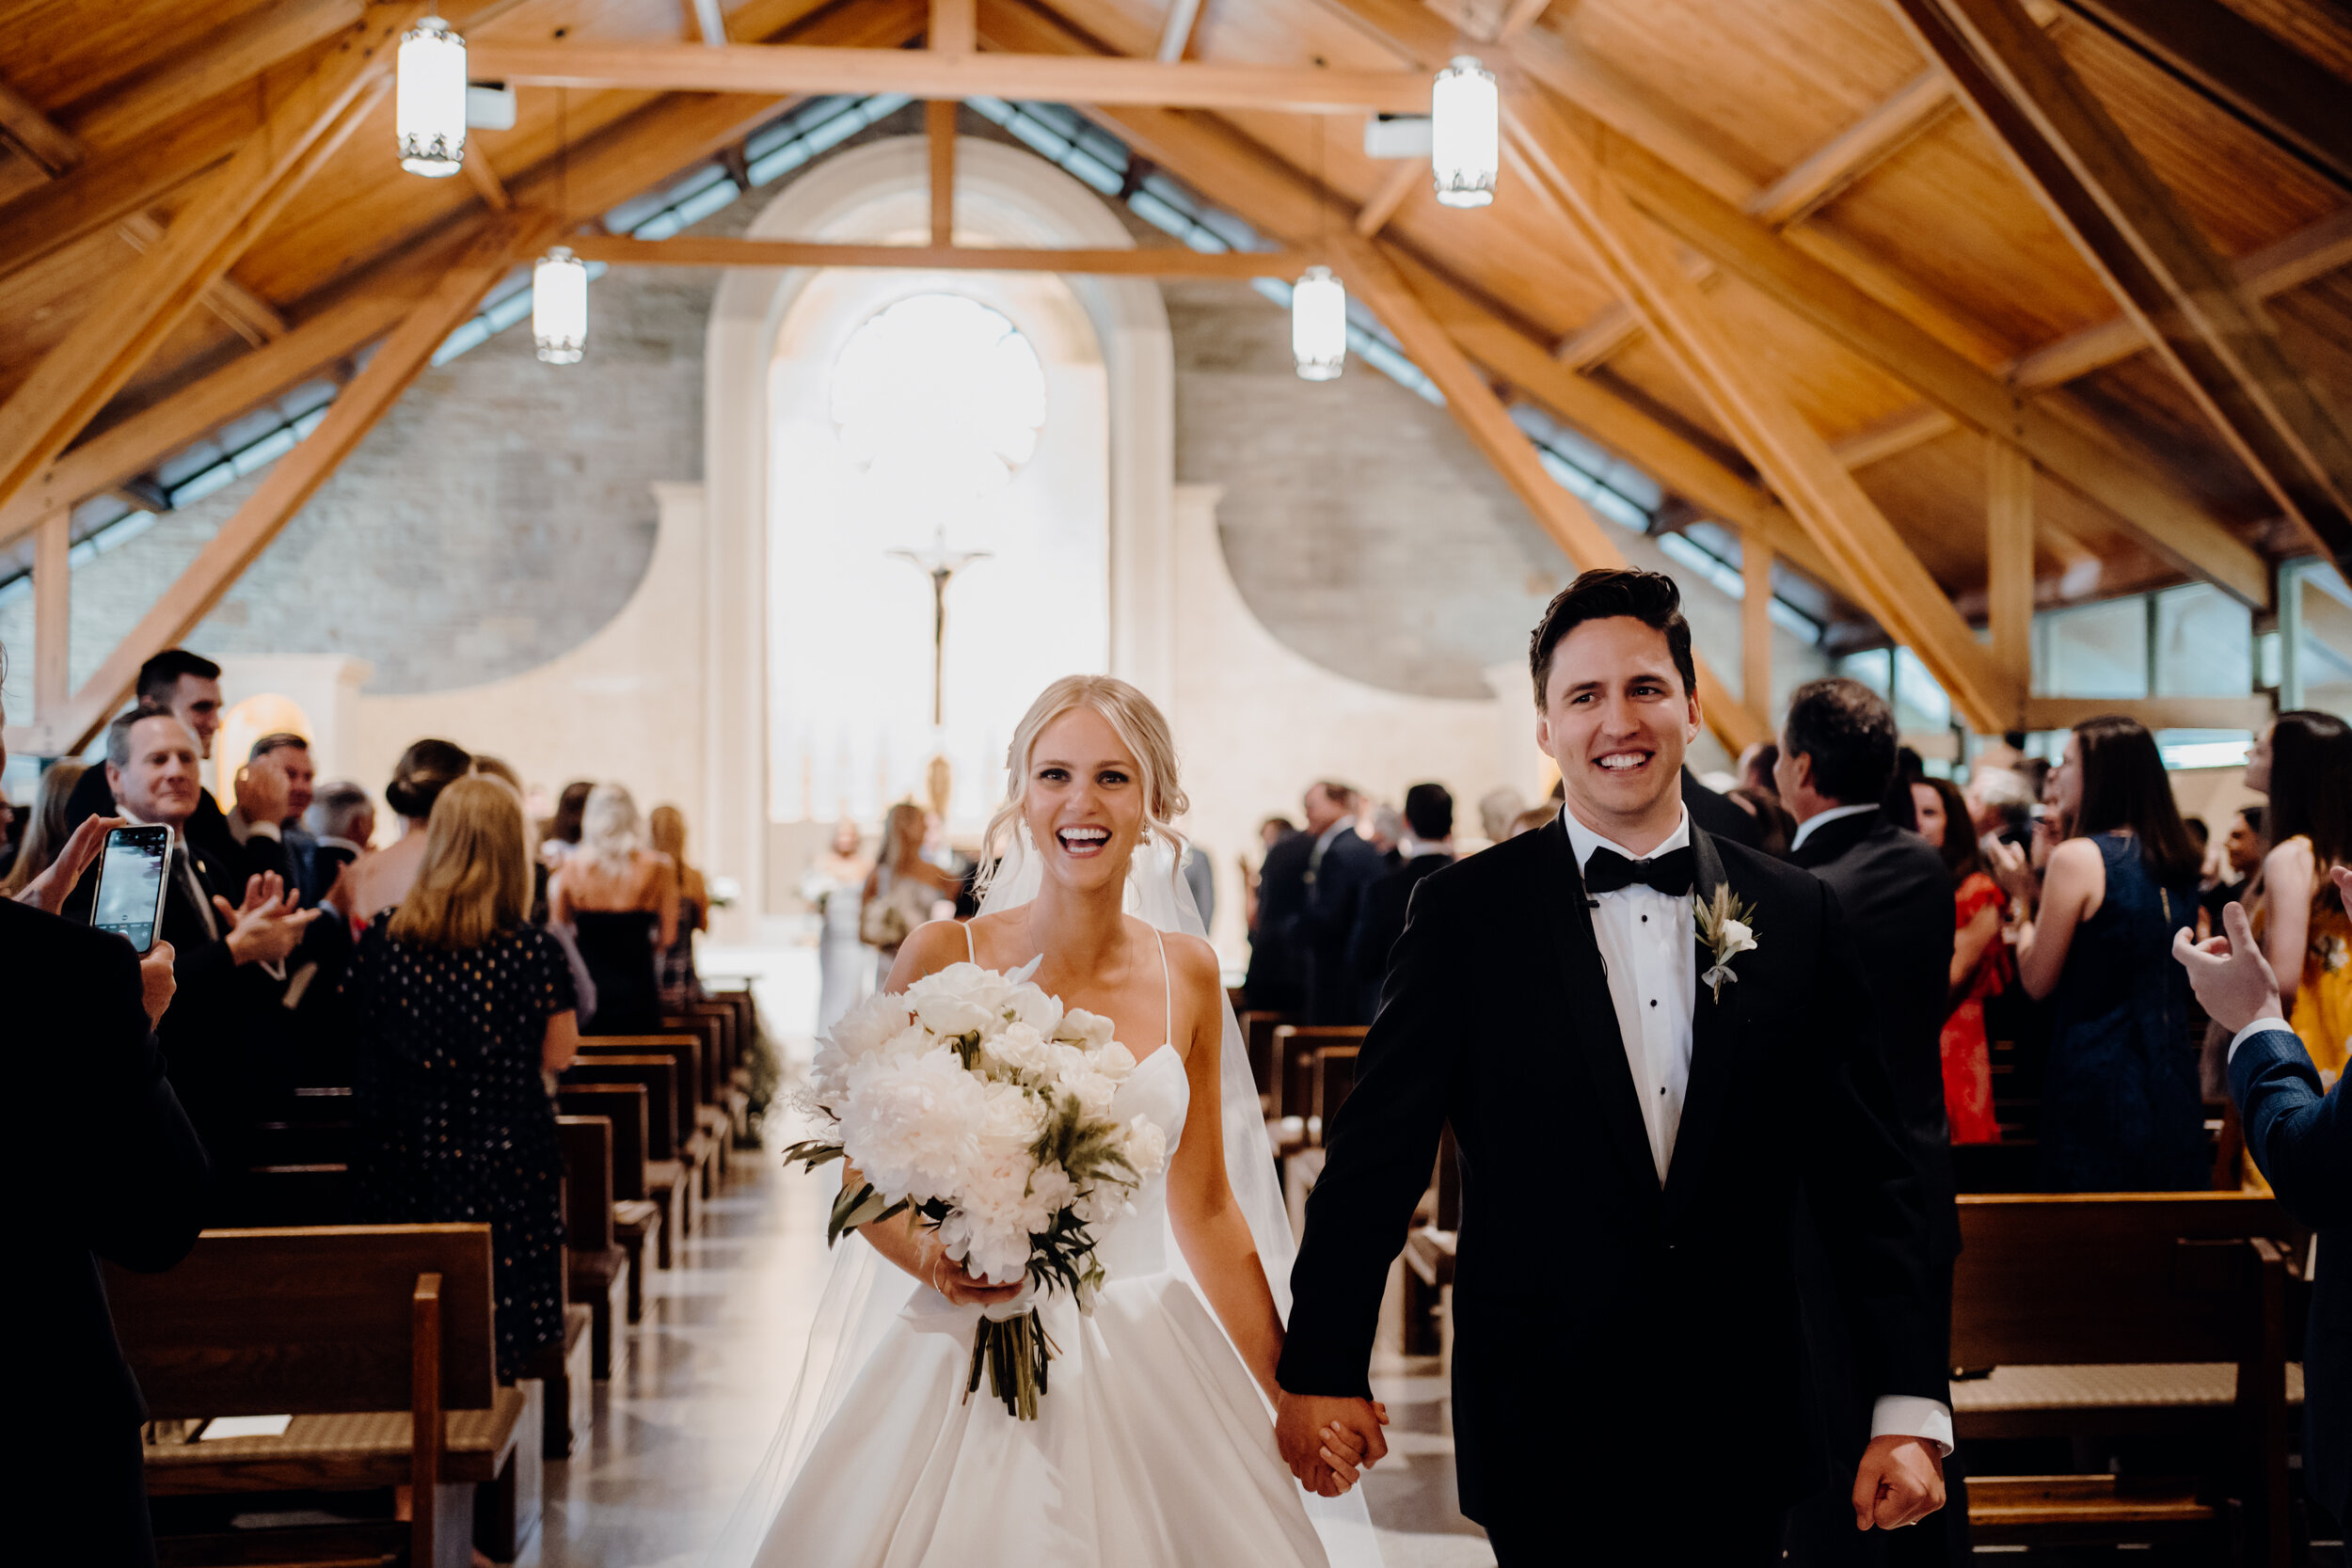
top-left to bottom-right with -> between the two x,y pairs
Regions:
33,504 -> 70,722
1743,70 -> 1950,230
1740,537 -> 1773,729
1332,230 -> 1766,752
465,40 -> 1433,112
1353,157 -> 1421,239
1986,436 -> 2033,696
1895,0 -> 2352,582
0,8 -> 417,518
1155,0 -> 1207,62
63,0 -> 366,152
5,214 -> 548,759
1504,91 -> 2010,732
566,233 -> 1315,275
462,146 -> 514,212
927,100 -> 958,245
930,0 -> 977,52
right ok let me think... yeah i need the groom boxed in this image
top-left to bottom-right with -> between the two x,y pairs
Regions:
1276,569 -> 1950,1561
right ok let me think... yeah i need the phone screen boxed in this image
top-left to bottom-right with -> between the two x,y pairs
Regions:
92,828 -> 170,954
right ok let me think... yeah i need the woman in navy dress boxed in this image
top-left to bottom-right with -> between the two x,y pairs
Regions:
349,775 -> 581,1380
1994,716 -> 2206,1190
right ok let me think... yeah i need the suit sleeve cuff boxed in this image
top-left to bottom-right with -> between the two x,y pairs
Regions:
2229,1018 -> 2291,1064
1870,1395 -> 1953,1456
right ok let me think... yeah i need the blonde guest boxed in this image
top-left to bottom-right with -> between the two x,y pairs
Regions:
549,784 -> 678,1034
648,803 -> 708,1008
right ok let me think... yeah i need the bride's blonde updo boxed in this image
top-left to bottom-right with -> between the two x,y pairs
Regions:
978,675 -> 1189,898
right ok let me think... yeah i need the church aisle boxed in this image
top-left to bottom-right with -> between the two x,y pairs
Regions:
520,1148 -> 1493,1566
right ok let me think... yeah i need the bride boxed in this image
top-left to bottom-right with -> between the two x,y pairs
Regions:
717,675 -> 1383,1567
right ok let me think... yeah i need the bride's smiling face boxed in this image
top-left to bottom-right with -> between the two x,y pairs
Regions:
1022,706 -> 1147,894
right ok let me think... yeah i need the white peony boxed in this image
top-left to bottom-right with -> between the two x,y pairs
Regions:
1058,1008 -> 1116,1051
1008,982 -> 1064,1040
983,1021 -> 1057,1082
1062,1068 -> 1120,1120
835,1048 -> 989,1201
808,991 -> 915,1108
1119,1114 -> 1168,1180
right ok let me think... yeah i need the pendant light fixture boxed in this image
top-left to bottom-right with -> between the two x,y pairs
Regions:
1430,55 -> 1499,209
1291,265 -> 1346,382
395,16 -> 468,177
532,246 -> 587,363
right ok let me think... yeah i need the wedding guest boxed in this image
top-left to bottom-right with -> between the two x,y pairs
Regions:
549,783 -> 678,1036
649,803 -> 709,1010
1779,677 -> 1963,1566
230,734 -> 323,901
1281,781 -> 1387,1025
803,820 -> 875,1032
1476,786 -> 1526,847
541,779 -> 593,865
860,801 -> 959,968
1738,741 -> 1779,800
1683,764 -> 1763,849
1348,783 -> 1454,1020
0,760 -> 86,897
347,776 -> 577,1383
305,781 -> 376,877
2175,890 -> 2349,1534
1914,775 -> 2008,1146
1245,812 -> 1311,1014
1726,784 -> 1795,858
1182,842 -> 1216,930
1360,802 -> 1406,871
1992,716 -> 2204,1191
1508,804 -> 1555,838
2201,805 -> 2265,939
344,739 -> 473,920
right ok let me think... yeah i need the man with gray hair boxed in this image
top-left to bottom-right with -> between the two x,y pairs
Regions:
304,781 -> 376,896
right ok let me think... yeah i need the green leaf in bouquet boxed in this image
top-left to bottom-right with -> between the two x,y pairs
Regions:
826,1180 -> 897,1245
780,1140 -> 847,1171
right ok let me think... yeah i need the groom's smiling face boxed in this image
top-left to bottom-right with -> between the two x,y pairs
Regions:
1537,616 -> 1702,842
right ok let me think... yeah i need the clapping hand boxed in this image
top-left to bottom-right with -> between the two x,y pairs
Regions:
1275,1390 -> 1390,1497
2172,899 -> 2288,1036
232,752 -> 290,830
215,871 -> 321,967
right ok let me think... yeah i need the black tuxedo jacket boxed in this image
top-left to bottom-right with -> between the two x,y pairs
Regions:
1346,852 -> 1451,1022
1285,827 -> 1389,1025
2233,1027 -> 2349,1522
1246,831 -> 1312,1014
1790,808 -> 1958,1259
1279,817 -> 1943,1526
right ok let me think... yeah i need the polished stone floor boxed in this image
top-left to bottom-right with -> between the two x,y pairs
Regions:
520,1143 -> 1495,1567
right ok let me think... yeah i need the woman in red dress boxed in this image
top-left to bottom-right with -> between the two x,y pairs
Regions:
1914,775 -> 2008,1144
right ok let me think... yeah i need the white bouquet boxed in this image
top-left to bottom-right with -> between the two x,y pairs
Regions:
784,958 -> 1169,1419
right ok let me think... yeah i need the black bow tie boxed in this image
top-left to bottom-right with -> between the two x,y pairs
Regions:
1581,845 -> 1695,897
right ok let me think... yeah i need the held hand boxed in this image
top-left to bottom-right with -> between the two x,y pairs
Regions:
1276,1391 -> 1389,1497
11,814 -> 124,913
1305,1401 -> 1391,1495
1851,1434 -> 1946,1530
914,1235 -> 1025,1309
2170,901 -> 2284,1037
233,753 -> 290,828
139,941 -> 177,1027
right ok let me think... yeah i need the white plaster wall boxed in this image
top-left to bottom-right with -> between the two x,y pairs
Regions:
1167,484 -> 1534,962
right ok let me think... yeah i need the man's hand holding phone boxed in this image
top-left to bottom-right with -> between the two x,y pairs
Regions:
215,872 -> 319,967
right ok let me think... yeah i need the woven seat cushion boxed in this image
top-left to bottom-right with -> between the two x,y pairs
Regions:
144,1386 -> 528,1493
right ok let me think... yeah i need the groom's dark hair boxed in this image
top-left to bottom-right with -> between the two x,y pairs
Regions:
1528,568 -> 1696,710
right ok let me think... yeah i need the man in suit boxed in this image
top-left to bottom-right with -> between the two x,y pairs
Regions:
1283,781 -> 1389,1025
70,708 -> 323,1178
2177,893 -> 2349,1532
1348,782 -> 1456,1022
1780,679 -> 1963,1565
1686,763 -> 1765,851
3,688 -> 211,1567
304,780 -> 376,893
1276,569 -> 1947,1562
1246,822 -> 1311,1014
231,733 -> 328,902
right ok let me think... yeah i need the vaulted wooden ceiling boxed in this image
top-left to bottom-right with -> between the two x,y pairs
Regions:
1,0 -> 2347,752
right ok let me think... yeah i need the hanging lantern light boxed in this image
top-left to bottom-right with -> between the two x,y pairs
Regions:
396,17 -> 468,177
1292,265 -> 1346,382
533,246 -> 587,364
1431,55 -> 1499,209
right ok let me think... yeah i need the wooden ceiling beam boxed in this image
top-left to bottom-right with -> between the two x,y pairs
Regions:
1155,0 -> 1207,62
930,0 -> 977,52
2058,0 -> 2352,188
0,77 -> 85,176
1352,157 -> 1422,238
63,0 -> 366,152
462,145 -> 514,212
0,9 -> 416,520
1505,91 -> 2011,732
1743,69 -> 1950,230
1897,0 -> 2352,585
974,0 -> 1844,594
927,99 -> 958,245
466,40 -> 1433,112
566,233 -> 1316,276
1332,228 -> 1767,753
10,213 -> 548,760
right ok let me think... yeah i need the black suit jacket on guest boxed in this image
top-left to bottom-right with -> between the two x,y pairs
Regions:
1346,852 -> 1450,1023
1284,827 -> 1388,1025
1280,818 -> 1943,1531
3,899 -> 209,1443
1246,831 -> 1312,1014
1685,765 -> 1764,851
65,764 -> 292,893
2233,1027 -> 2349,1522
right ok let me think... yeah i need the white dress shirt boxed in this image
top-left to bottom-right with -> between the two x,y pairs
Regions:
1562,803 -> 1955,1453
1788,800 -> 1878,854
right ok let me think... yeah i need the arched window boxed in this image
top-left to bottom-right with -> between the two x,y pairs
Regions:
830,293 -> 1047,524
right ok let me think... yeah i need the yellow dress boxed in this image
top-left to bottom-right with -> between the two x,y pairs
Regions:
2242,839 -> 2351,1192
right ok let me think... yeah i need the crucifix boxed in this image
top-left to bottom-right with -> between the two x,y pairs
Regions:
888,531 -> 989,816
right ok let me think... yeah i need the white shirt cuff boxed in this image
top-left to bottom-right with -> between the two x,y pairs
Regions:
246,819 -> 281,841
1870,1395 -> 1953,1456
2227,1018 -> 2291,1065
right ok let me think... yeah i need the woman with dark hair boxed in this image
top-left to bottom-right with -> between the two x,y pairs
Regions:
1914,775 -> 2007,1144
345,738 -> 473,921
2243,712 -> 2352,1144
541,779 -> 593,865
1993,716 -> 2205,1189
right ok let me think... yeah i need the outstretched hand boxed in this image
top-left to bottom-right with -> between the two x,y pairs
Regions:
2171,900 -> 2285,1037
1275,1390 -> 1390,1497
1851,1433 -> 1945,1530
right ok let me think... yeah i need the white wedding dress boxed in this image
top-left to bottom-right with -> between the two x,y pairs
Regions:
713,840 -> 1378,1568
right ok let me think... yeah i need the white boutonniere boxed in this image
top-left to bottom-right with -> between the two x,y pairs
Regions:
1692,884 -> 1759,1003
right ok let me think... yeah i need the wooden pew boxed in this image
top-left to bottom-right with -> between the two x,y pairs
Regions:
1310,1043 -> 1359,1145
1238,1010 -> 1291,1114
579,1035 -> 717,1211
705,985 -> 767,1146
1270,1025 -> 1366,1123
1951,1192 -> 2305,1561
561,1056 -> 689,1263
685,997 -> 756,1153
108,1224 -> 539,1568
661,1012 -> 735,1190
558,1083 -> 662,1305
1403,1123 -> 1461,1358
554,1116 -> 630,1383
